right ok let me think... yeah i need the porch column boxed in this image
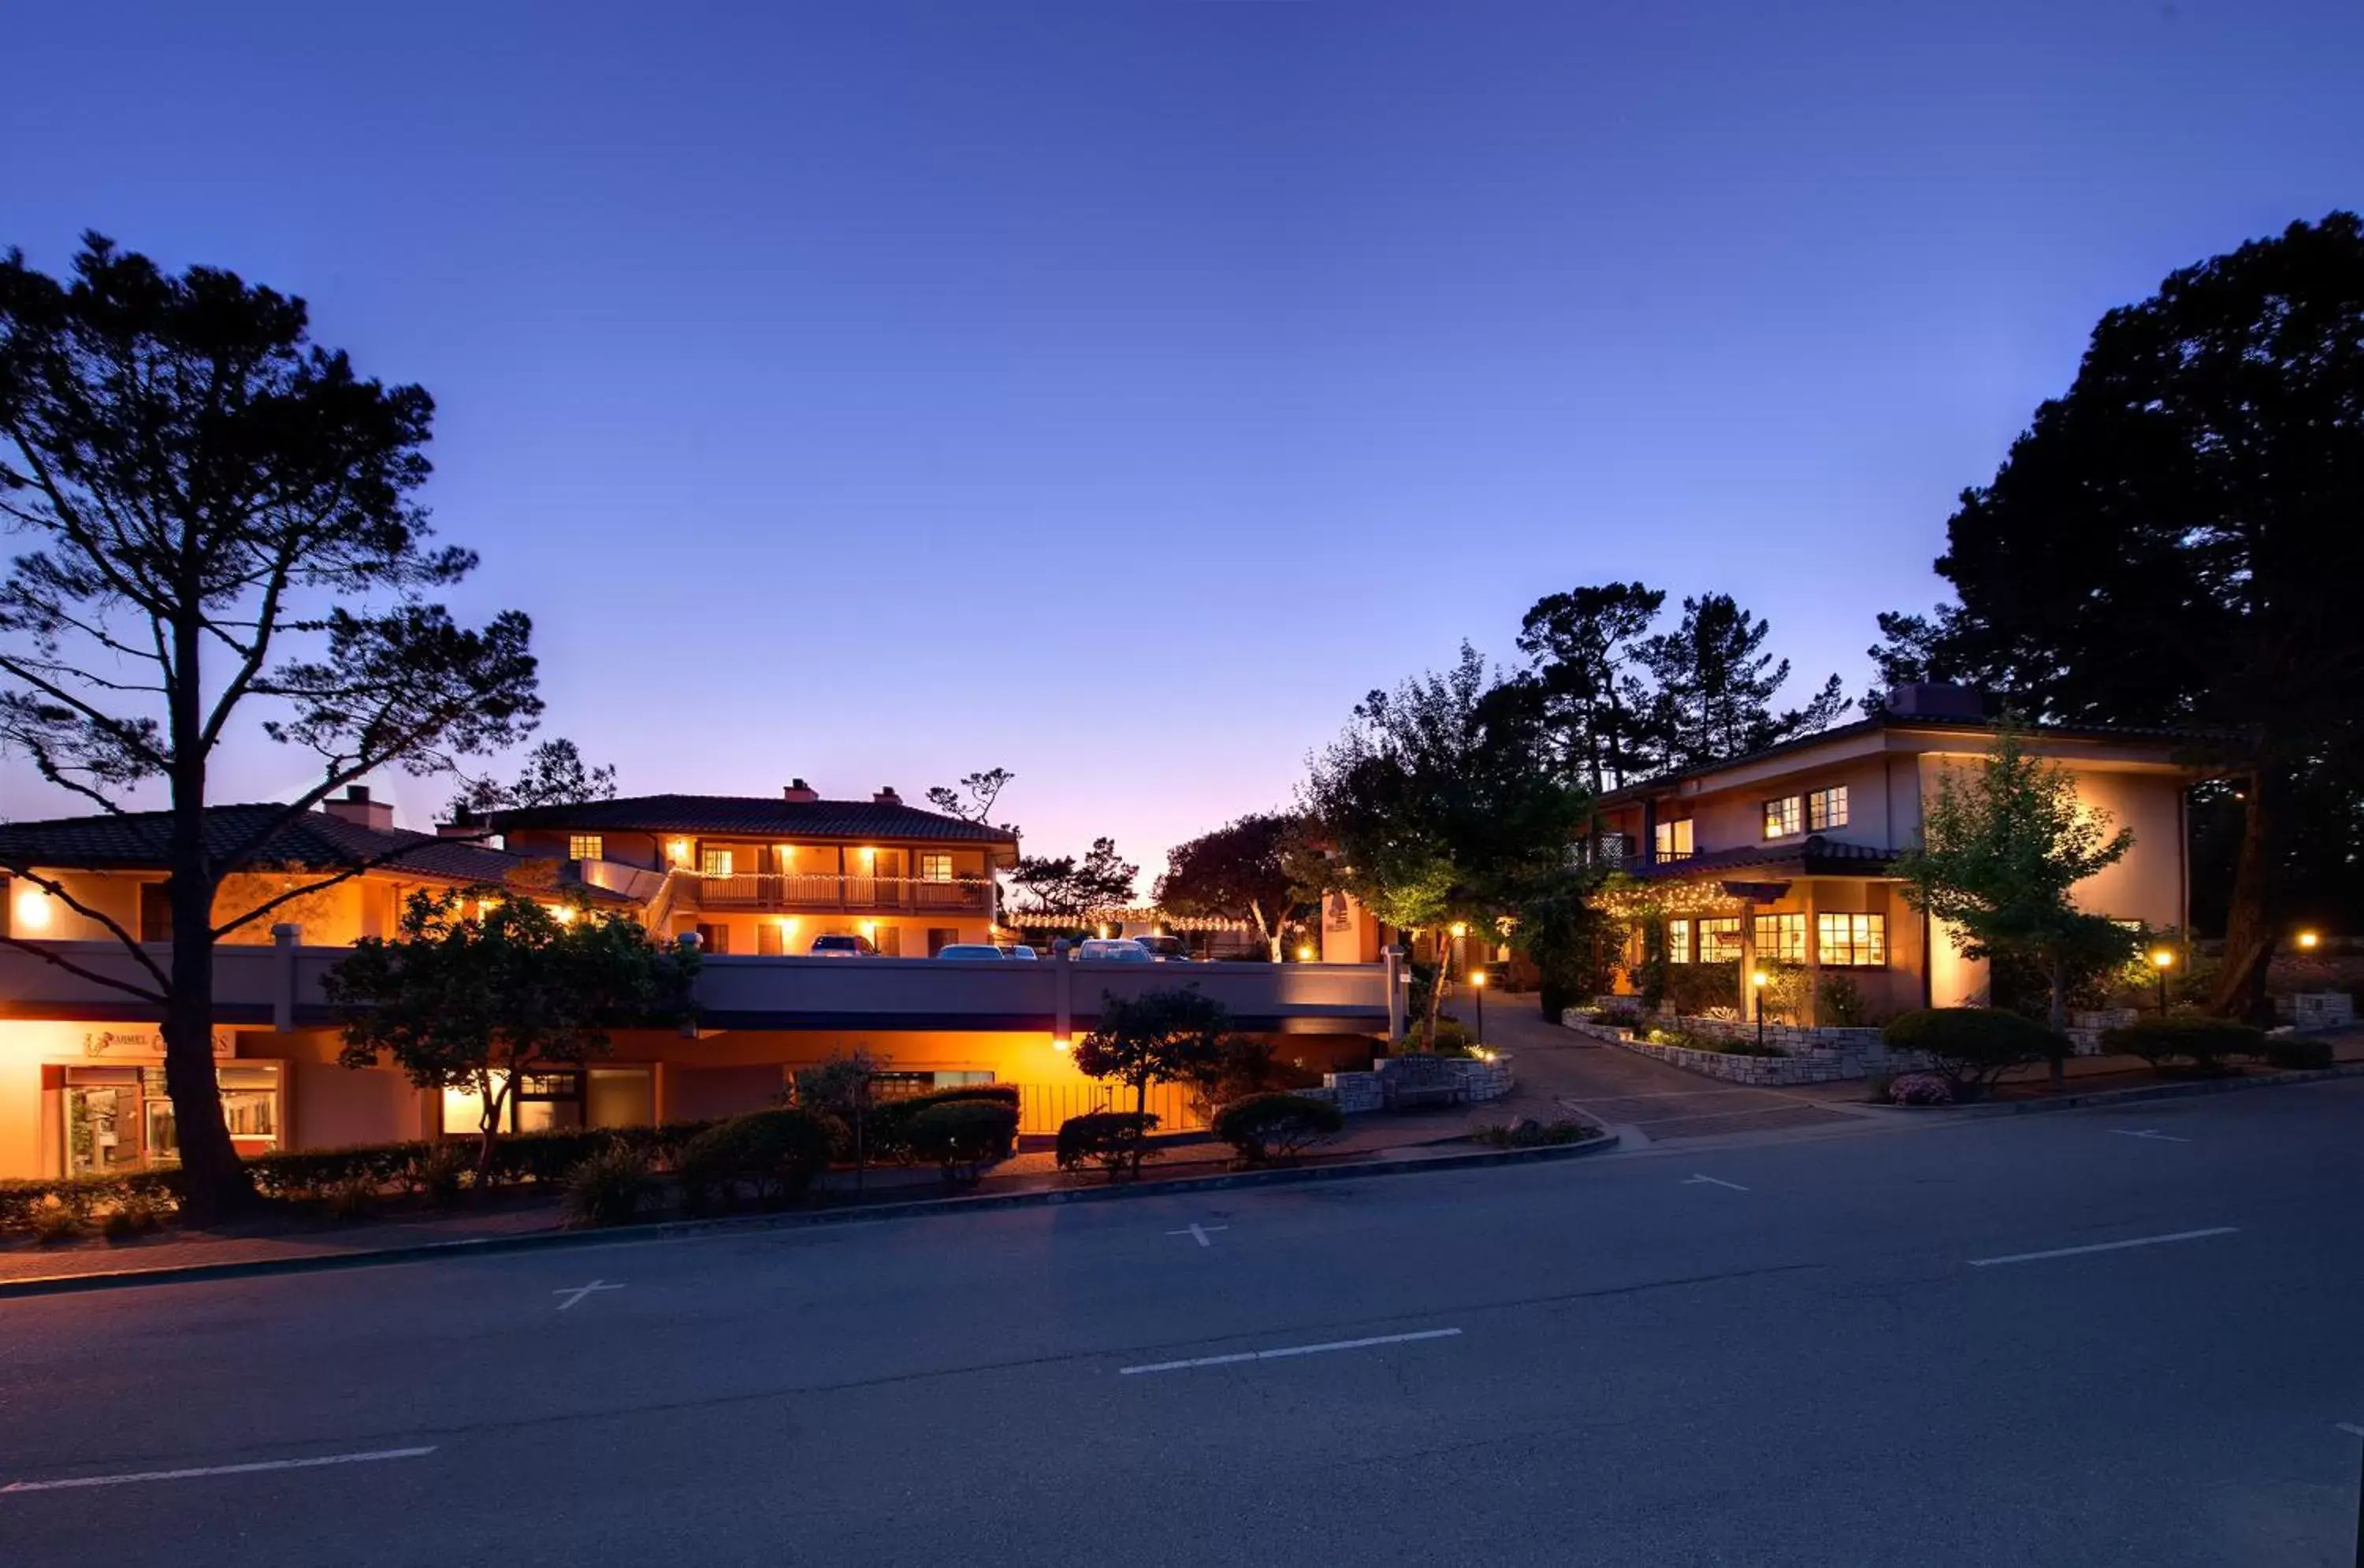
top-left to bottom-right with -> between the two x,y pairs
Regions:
1802,880 -> 1823,1027
1736,904 -> 1758,1021
1385,945 -> 1405,1042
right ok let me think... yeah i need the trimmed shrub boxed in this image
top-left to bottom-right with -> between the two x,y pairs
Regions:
1054,1111 -> 1161,1181
562,1145 -> 656,1228
411,1142 -> 474,1207
867,1085 -> 1022,1165
1470,1117 -> 1596,1149
1887,1072 -> 1956,1106
1816,971 -> 1872,1027
1710,1035 -> 1787,1058
490,1128 -> 620,1187
2263,1035 -> 2335,1071
1663,960 -> 1741,1019
1211,1092 -> 1345,1166
678,1109 -> 834,1212
2101,1015 -> 2267,1072
248,1143 -> 425,1202
1883,1007 -> 2067,1092
905,1101 -> 1020,1184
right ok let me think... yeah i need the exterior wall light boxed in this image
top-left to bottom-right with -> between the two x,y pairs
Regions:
14,887 -> 53,930
2297,930 -> 2321,951
1296,944 -> 1314,962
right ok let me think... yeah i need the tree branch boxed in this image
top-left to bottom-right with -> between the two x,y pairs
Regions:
0,931 -> 168,1005
0,860 -> 169,990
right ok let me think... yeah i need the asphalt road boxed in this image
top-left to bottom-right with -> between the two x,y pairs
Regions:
4,1083 -> 2362,1566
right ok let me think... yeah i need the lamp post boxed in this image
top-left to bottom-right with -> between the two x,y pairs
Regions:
1470,968 -> 1487,1045
2150,948 -> 2175,1015
1751,969 -> 1769,1047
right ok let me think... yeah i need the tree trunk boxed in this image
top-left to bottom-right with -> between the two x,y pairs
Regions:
2046,954 -> 2068,1090
476,1073 -> 508,1184
2208,767 -> 2277,1024
163,730 -> 255,1224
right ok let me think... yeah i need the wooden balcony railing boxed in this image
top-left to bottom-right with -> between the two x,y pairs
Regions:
678,873 -> 992,915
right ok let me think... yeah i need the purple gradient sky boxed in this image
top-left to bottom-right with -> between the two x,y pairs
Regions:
5,2 -> 2360,879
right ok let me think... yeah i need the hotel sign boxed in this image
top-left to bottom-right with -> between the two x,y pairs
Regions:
82,1028 -> 235,1061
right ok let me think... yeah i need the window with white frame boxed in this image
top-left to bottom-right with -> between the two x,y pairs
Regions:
1654,819 -> 1694,860
1762,796 -> 1802,839
919,853 -> 953,882
1754,912 -> 1806,964
1665,917 -> 1693,964
1807,786 -> 1849,831
699,847 -> 734,877
1816,912 -> 1886,967
1697,917 -> 1744,964
567,834 -> 603,861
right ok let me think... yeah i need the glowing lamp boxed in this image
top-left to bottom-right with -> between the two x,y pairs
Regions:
1449,922 -> 1468,938
13,887 -> 53,930
1751,970 -> 1769,988
667,838 -> 691,865
551,905 -> 576,925
1051,1037 -> 1072,1053
2150,949 -> 2175,970
1470,970 -> 1488,989
2297,931 -> 2321,951
1296,944 -> 1314,962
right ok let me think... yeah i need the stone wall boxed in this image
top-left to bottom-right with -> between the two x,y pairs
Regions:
1308,1060 -> 1511,1112
1564,1014 -> 1932,1087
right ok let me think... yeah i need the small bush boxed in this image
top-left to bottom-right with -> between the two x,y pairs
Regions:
1211,1092 -> 1345,1166
31,1195 -> 87,1244
905,1101 -> 1020,1184
1883,1007 -> 2067,1092
1663,960 -> 1741,1018
1594,1001 -> 1647,1031
867,1085 -> 1021,1165
2100,1015 -> 2268,1072
1816,971 -> 1872,1027
325,1176 -> 377,1222
102,1187 -> 170,1240
1864,1072 -> 1894,1104
411,1143 -> 474,1207
1054,1111 -> 1161,1181
1711,1036 -> 1788,1058
491,1128 -> 619,1187
1887,1072 -> 1956,1106
678,1109 -> 834,1212
248,1143 -> 423,1202
1470,1117 -> 1596,1148
2262,1035 -> 2335,1071
562,1145 -> 656,1228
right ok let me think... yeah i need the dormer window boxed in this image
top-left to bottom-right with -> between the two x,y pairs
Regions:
1763,796 -> 1802,839
1808,786 -> 1849,831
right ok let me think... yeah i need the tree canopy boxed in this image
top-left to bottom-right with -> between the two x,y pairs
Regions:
324,888 -> 700,1175
1629,593 -> 1849,775
1008,836 -> 1137,924
1894,725 -> 2137,1045
1873,211 -> 2364,1016
0,233 -> 553,1217
1154,812 -> 1318,959
1515,581 -> 1663,793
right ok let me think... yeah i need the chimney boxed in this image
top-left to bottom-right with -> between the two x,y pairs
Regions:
874,786 -> 902,806
1882,682 -> 1987,720
782,778 -> 819,803
322,783 -> 396,831
437,807 -> 486,841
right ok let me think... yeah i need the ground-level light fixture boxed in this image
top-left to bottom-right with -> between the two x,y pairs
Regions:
2150,948 -> 2175,1014
1296,944 -> 1314,962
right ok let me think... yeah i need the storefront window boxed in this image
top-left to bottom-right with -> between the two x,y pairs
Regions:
65,1062 -> 281,1175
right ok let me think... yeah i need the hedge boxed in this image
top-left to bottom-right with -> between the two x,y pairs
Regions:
905,1101 -> 1020,1182
678,1109 -> 835,1212
1883,1007 -> 2068,1091
1055,1111 -> 1160,1181
1211,1092 -> 1345,1166
2100,1015 -> 2268,1071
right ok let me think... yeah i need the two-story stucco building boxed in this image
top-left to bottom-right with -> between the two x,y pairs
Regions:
1590,684 -> 2204,1020
487,782 -> 1017,959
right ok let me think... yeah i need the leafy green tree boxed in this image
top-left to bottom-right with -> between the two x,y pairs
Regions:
1872,212 -> 2364,1020
1073,986 -> 1229,1131
1509,867 -> 1621,1020
1302,643 -> 1589,1042
1630,593 -> 1849,774
324,888 -> 700,1178
0,235 -> 548,1219
1154,812 -> 1319,960
1894,726 -> 2136,1079
1009,836 -> 1137,926
1515,581 -> 1665,793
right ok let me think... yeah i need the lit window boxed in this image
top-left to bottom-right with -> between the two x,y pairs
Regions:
1697,918 -> 1744,964
1654,819 -> 1693,860
1763,796 -> 1802,839
1807,787 -> 1849,831
568,834 -> 604,861
919,853 -> 953,882
1816,912 -> 1886,967
1665,918 -> 1693,964
1754,912 -> 1806,964
700,848 -> 734,877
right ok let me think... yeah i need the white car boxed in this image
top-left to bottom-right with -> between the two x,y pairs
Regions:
998,944 -> 1040,960
1074,938 -> 1152,962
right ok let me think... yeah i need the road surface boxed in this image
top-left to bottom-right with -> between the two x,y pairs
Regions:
3,1080 -> 2360,1564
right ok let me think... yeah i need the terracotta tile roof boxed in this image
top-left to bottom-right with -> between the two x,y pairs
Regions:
489,793 -> 1020,846
0,804 -> 575,890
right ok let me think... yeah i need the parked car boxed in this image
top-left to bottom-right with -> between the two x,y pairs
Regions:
1132,934 -> 1191,962
809,934 -> 879,957
935,943 -> 1005,960
1074,938 -> 1151,962
998,944 -> 1040,960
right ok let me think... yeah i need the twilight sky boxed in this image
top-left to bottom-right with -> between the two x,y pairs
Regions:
5,2 -> 2360,879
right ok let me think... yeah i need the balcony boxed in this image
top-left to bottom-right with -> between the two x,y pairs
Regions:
675,872 -> 993,915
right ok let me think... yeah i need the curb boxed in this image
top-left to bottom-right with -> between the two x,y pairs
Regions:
1859,1060 -> 2364,1121
0,1130 -> 1621,1301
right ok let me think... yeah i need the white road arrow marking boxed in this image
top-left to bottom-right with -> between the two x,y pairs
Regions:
552,1280 -> 626,1310
1684,1174 -> 1749,1192
1166,1224 -> 1229,1247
